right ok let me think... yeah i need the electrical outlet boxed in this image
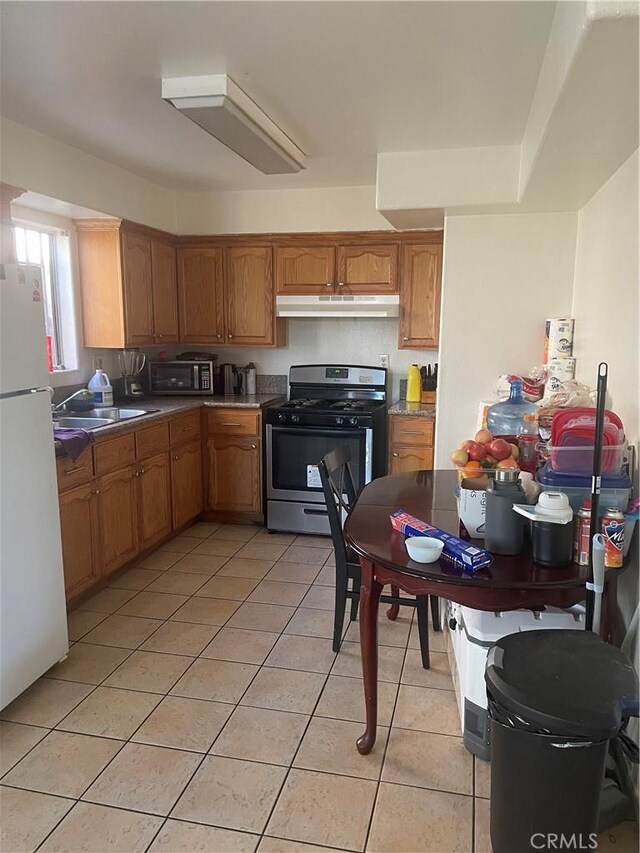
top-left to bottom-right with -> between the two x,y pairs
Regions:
379,354 -> 389,369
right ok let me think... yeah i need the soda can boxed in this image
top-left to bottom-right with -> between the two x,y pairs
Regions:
602,508 -> 625,568
573,501 -> 591,565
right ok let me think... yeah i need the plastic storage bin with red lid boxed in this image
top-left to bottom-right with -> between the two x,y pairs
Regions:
548,407 -> 626,474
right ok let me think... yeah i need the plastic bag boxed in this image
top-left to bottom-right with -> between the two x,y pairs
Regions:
540,379 -> 595,409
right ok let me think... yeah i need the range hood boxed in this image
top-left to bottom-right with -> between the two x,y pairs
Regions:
276,294 -> 400,318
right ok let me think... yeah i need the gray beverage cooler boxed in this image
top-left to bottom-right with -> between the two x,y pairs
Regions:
485,630 -> 638,853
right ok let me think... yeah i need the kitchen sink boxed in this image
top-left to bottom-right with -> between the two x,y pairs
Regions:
55,416 -> 115,429
54,408 -> 157,430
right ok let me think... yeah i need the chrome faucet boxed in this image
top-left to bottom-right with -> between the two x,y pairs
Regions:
52,388 -> 89,414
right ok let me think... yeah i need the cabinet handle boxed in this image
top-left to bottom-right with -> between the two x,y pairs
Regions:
337,281 -> 344,288
403,336 -> 410,341
393,452 -> 399,457
157,334 -> 163,339
217,334 -> 222,339
402,431 -> 426,436
64,466 -> 86,475
228,333 -> 233,339
222,422 -> 241,426
251,444 -> 257,449
326,282 -> 333,288
93,488 -> 100,495
173,454 -> 179,461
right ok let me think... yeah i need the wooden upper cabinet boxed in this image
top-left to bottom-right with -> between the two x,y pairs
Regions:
121,231 -> 154,345
75,219 -> 178,348
177,247 -> 225,344
275,246 -> 335,294
399,243 -> 442,349
337,244 -> 399,293
225,247 -> 280,346
151,240 -> 179,343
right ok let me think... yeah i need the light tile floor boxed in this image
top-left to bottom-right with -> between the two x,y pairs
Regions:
1,523 -> 638,853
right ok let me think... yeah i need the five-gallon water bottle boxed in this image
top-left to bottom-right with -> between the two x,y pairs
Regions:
487,379 -> 537,438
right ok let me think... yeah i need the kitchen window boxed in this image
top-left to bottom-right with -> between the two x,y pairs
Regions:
14,223 -> 75,372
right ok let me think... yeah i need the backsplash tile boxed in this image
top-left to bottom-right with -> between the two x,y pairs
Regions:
256,374 -> 287,395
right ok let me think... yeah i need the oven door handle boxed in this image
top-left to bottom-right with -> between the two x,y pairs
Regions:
303,507 -> 329,516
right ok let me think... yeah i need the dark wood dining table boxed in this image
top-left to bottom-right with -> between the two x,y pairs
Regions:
344,469 -> 627,755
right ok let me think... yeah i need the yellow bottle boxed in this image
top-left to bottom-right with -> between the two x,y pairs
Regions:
406,364 -> 421,403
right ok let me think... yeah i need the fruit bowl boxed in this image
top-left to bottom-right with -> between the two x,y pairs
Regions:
405,536 -> 444,564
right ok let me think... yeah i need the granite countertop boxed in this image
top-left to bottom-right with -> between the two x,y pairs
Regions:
388,400 -> 437,418
54,394 -> 284,449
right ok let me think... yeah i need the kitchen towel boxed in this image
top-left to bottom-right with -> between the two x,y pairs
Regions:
53,428 -> 93,462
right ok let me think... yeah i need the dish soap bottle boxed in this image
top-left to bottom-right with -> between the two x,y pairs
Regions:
486,378 -> 537,438
88,369 -> 114,406
406,364 -> 421,403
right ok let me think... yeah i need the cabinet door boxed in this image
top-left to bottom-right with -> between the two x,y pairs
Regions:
225,247 -> 275,345
171,440 -> 203,530
207,436 -> 261,513
121,231 -> 154,345
389,445 -> 434,474
136,452 -> 172,551
151,240 -> 179,343
177,248 -> 225,343
58,483 -> 101,599
337,244 -> 399,293
399,243 -> 442,348
97,466 -> 138,575
275,246 -> 335,294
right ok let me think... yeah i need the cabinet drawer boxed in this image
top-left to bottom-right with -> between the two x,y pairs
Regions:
170,410 -> 201,446
56,447 -> 94,491
136,421 -> 170,459
390,416 -> 434,447
94,433 -> 136,476
206,409 -> 260,436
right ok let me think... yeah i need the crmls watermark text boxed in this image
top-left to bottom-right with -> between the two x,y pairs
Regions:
531,833 -> 598,850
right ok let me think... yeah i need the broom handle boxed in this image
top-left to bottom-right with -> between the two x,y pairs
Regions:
586,362 -> 608,631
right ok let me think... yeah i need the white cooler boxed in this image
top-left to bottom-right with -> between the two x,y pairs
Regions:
445,601 -> 585,759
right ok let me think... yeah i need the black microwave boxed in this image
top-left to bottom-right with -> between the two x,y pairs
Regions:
148,360 -> 215,395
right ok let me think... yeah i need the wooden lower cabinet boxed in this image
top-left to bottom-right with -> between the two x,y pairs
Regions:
97,466 -> 138,575
389,445 -> 434,474
207,436 -> 261,514
136,452 -> 172,551
58,483 -> 101,598
171,440 -> 203,529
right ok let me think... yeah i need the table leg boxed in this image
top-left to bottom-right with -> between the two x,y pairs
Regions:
357,559 -> 383,756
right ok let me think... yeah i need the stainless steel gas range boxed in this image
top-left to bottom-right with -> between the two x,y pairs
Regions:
265,364 -> 388,535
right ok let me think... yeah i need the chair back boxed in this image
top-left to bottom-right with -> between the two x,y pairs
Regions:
318,446 -> 358,570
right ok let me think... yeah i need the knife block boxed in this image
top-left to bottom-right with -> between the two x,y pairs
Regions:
421,391 -> 437,404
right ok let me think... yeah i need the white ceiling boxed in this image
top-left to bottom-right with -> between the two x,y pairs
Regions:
0,1 -> 556,192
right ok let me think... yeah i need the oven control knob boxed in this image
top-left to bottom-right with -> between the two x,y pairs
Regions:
291,414 -> 301,424
277,413 -> 287,423
335,416 -> 344,425
348,417 -> 358,426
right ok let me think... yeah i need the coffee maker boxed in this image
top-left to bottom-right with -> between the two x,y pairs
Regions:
118,350 -> 146,399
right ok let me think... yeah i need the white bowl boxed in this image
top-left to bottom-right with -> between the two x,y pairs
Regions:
405,536 -> 444,564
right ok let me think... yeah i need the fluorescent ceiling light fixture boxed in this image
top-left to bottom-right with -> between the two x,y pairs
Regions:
162,74 -> 306,174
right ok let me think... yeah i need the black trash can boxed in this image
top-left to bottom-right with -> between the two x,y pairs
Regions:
485,629 -> 638,853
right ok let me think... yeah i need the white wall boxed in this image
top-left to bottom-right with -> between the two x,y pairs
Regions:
435,212 -> 578,467
571,148 -> 639,632
1,118 -> 177,233
176,186 -> 391,234
572,148 -> 639,457
149,319 -> 437,401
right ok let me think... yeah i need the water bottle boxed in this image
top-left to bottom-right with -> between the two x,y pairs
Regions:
88,369 -> 114,406
487,379 -> 537,438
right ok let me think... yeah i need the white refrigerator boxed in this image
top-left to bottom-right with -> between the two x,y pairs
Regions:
0,263 -> 68,709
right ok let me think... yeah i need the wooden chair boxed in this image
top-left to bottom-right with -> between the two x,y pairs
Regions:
318,446 -> 440,669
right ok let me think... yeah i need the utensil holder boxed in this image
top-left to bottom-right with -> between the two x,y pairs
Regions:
421,391 -> 436,404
